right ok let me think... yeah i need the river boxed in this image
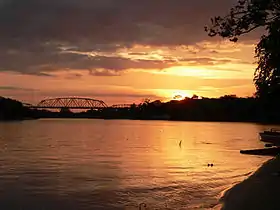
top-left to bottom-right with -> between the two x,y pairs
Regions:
0,119 -> 274,209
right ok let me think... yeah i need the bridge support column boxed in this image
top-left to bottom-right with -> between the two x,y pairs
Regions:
60,107 -> 71,113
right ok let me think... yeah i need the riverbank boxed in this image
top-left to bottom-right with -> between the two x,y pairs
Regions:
218,156 -> 280,210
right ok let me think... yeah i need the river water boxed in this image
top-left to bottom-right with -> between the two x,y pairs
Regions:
0,119 -> 273,209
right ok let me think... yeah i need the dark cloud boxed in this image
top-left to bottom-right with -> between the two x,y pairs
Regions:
89,69 -> 121,76
0,86 -> 36,91
0,0 -> 237,45
0,0 -> 256,75
0,44 -> 242,75
0,45 -> 178,75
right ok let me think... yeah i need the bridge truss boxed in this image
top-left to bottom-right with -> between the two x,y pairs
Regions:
34,97 -> 108,109
111,104 -> 132,109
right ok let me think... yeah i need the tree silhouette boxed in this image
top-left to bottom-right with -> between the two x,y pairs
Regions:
255,21 -> 280,99
191,94 -> 199,99
0,97 -> 26,120
205,0 -> 280,99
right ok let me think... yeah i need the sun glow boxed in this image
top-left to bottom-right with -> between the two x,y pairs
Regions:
171,91 -> 192,100
154,89 -> 193,101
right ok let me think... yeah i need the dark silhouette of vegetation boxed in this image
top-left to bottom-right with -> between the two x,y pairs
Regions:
29,95 -> 268,122
205,0 -> 280,102
129,95 -> 261,122
0,97 -> 33,121
1,94 -> 280,123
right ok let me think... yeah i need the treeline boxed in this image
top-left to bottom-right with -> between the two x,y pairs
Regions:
89,94 -> 280,123
1,95 -> 280,123
128,95 -> 260,122
128,95 -> 280,123
0,97 -> 35,121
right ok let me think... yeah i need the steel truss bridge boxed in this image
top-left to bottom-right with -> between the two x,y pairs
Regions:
29,97 -> 108,110
26,97 -> 132,110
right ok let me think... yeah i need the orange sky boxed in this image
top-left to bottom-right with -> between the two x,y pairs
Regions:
0,0 -> 260,105
0,40 -> 257,105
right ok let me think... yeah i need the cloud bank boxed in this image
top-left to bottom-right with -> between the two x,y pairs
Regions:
0,0 -> 251,75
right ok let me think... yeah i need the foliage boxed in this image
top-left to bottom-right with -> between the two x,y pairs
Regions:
17,95 -> 280,123
205,0 -> 280,99
254,21 -> 280,99
205,0 -> 280,41
131,96 -> 260,122
0,97 -> 25,120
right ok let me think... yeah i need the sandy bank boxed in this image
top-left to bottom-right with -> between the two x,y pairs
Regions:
220,156 -> 280,210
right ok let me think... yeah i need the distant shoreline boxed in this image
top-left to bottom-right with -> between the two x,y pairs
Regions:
2,96 -> 280,124
22,116 -> 280,125
2,116 -> 279,125
0,117 -> 39,122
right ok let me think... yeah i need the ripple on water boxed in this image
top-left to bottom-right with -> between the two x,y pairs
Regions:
0,120 -> 271,209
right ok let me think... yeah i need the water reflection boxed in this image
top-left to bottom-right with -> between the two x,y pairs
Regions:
0,119 -> 273,209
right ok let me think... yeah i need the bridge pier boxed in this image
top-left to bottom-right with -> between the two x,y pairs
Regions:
60,107 -> 71,113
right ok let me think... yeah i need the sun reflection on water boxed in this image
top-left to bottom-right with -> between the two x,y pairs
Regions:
0,119 -> 271,209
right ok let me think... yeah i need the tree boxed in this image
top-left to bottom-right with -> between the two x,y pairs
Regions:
0,97 -> 26,120
191,94 -> 199,99
220,94 -> 238,100
205,0 -> 280,99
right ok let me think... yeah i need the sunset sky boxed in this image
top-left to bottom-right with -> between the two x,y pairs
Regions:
0,0 -> 262,105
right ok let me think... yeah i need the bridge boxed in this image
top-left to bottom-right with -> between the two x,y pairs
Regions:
111,104 -> 131,109
28,97 -> 108,110
26,97 -> 132,110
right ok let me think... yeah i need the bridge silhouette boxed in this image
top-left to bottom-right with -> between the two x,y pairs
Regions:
27,97 -> 131,110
